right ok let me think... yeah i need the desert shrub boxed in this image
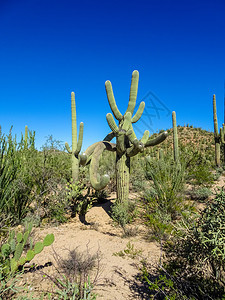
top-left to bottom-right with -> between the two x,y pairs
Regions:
22,135 -> 73,224
145,208 -> 173,243
45,246 -> 100,299
214,167 -> 224,181
130,154 -> 146,192
141,263 -> 191,300
145,155 -> 186,218
190,164 -> 214,187
0,130 -> 72,224
0,129 -> 39,223
111,200 -> 137,234
0,215 -> 12,244
66,180 -> 92,218
40,135 -> 71,180
144,154 -> 191,244
113,241 -> 142,259
0,266 -> 24,300
39,180 -> 69,224
180,148 -> 214,187
160,188 -> 225,298
190,187 -> 212,201
0,130 -> 18,220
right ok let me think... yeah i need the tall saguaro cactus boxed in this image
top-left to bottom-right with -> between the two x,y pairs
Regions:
172,111 -> 179,162
213,94 -> 221,167
65,92 -> 84,182
24,125 -> 28,147
80,70 -> 168,203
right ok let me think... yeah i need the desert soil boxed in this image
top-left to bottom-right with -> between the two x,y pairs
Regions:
19,193 -> 161,300
17,176 -> 225,300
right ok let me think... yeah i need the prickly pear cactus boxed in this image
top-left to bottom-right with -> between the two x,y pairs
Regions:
81,71 -> 168,203
0,223 -> 54,278
65,92 -> 84,182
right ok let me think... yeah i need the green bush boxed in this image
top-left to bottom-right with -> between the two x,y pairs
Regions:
66,180 -> 92,217
141,263 -> 190,300
181,149 -> 214,187
190,187 -> 212,201
130,154 -> 146,192
0,130 -> 18,220
111,200 -> 137,233
145,155 -> 186,218
161,189 -> 225,298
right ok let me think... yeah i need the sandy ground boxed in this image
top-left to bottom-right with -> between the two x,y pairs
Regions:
19,194 -> 161,300
17,176 -> 225,299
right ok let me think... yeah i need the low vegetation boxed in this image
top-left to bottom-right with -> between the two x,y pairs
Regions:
0,123 -> 224,299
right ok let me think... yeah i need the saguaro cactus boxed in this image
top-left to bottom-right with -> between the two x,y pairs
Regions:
80,70 -> 168,203
172,111 -> 179,162
213,94 -> 221,167
65,92 -> 84,182
24,125 -> 28,148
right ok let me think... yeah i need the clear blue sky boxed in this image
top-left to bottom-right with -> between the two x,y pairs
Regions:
0,0 -> 225,150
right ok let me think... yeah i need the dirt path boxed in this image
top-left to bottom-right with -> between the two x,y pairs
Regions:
20,196 -> 160,299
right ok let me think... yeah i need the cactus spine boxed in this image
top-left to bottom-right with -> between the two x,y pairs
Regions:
82,71 -> 168,204
213,94 -> 221,166
65,92 -> 84,182
172,111 -> 179,162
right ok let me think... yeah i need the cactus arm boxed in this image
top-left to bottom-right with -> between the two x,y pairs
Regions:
79,142 -> 100,166
75,122 -> 84,156
125,70 -> 139,115
141,130 -> 150,144
220,127 -> 224,144
123,112 -> 132,131
223,124 -> 225,143
24,125 -> 28,147
90,141 -> 116,190
79,132 -> 116,166
131,101 -> 145,123
127,144 -> 139,157
126,130 -> 149,157
105,80 -> 123,121
145,131 -> 168,147
116,131 -> 126,154
126,127 -> 137,144
79,153 -> 88,166
71,92 -> 77,153
65,142 -> 72,154
220,124 -> 225,144
106,113 -> 119,134
104,131 -> 116,142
